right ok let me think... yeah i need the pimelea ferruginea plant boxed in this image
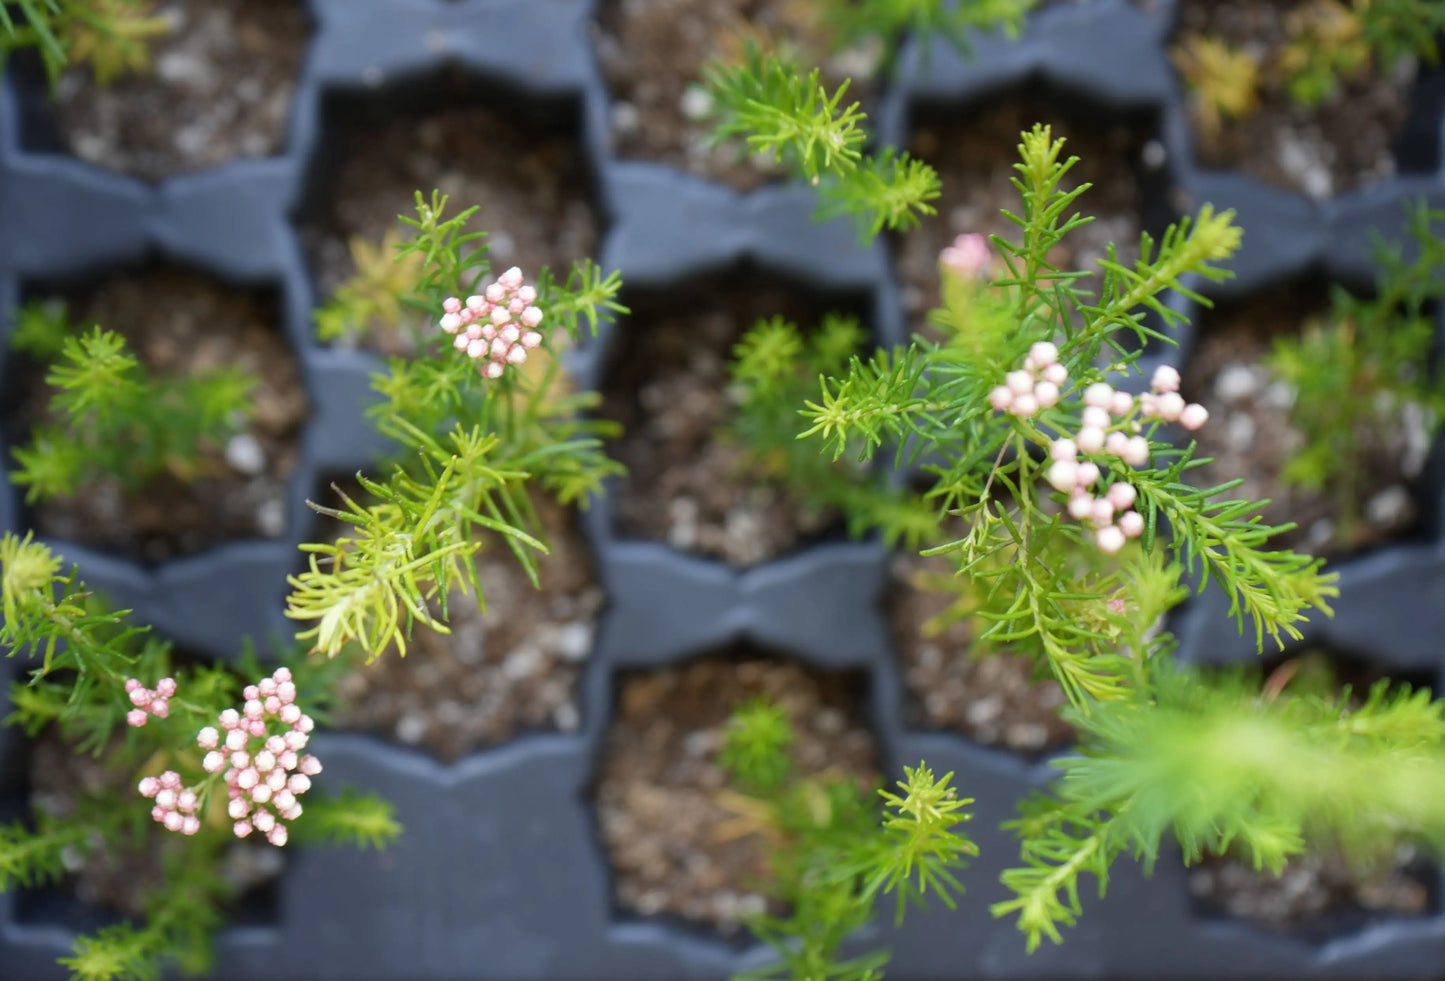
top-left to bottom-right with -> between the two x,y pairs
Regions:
707,58 -> 1445,971
290,191 -> 625,661
0,532 -> 398,980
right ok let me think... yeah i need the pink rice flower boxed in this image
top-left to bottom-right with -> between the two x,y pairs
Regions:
441,266 -> 543,380
123,677 -> 177,728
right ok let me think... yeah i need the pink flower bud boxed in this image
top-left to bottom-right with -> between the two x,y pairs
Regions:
265,735 -> 286,755
125,679 -> 141,693
1042,362 -> 1068,386
1090,498 -> 1115,527
466,338 -> 488,359
243,685 -> 260,701
257,678 -> 276,698
483,360 -> 505,379
1084,383 -> 1113,407
276,682 -> 297,704
279,750 -> 299,771
1179,403 -> 1209,431
129,687 -> 150,707
231,749 -> 251,769
1122,436 -> 1150,467
1007,370 -> 1033,395
1030,341 -> 1058,366
1081,406 -> 1110,431
163,811 -> 184,832
1047,460 -> 1079,492
127,709 -> 148,727
1139,392 -> 1159,418
267,769 -> 288,792
252,784 -> 273,804
1105,431 -> 1129,457
482,282 -> 506,305
273,667 -> 292,684
1076,462 -> 1100,488
253,810 -> 275,833
1010,393 -> 1039,417
1051,438 -> 1077,461
499,324 -> 520,345
255,751 -> 277,773
295,715 -> 315,734
248,719 -> 267,738
267,824 -> 289,848
244,699 -> 264,720
1152,365 -> 1181,393
518,286 -> 537,304
156,678 -> 177,697
1068,493 -> 1095,521
274,790 -> 297,812
181,816 -> 201,836
1077,427 -> 1104,453
989,385 -> 1013,412
506,345 -> 528,365
138,777 -> 160,798
1157,392 -> 1184,422
1119,510 -> 1145,538
280,704 -> 301,725
1033,381 -> 1059,408
442,297 -> 462,315
148,698 -> 169,719
489,337 -> 509,359
280,802 -> 303,821
197,727 -> 219,749
288,774 -> 312,795
498,266 -> 524,290
177,791 -> 197,814
152,805 -> 167,822
439,313 -> 462,334
300,755 -> 323,776
284,730 -> 308,750
234,820 -> 253,838
508,297 -> 526,316
521,331 -> 542,349
466,295 -> 487,312
237,768 -> 259,790
1106,483 -> 1137,511
490,306 -> 511,326
160,771 -> 182,790
203,751 -> 226,773
1096,525 -> 1126,554
521,306 -> 543,328
229,797 -> 251,820
219,709 -> 240,729
264,696 -> 281,715
1109,391 -> 1135,417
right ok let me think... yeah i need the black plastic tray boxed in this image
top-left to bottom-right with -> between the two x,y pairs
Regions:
2,0 -> 1444,978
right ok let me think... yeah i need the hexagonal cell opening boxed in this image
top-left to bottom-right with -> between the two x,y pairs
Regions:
306,476 -> 603,762
1185,649 -> 1441,941
596,266 -> 877,568
0,653 -> 283,937
1168,0 -> 1445,199
295,67 -> 601,358
2,263 -> 308,564
896,82 -> 1173,339
590,0 -> 885,190
1178,275 -> 1437,559
12,0 -> 312,182
886,533 -> 1074,757
591,647 -> 881,939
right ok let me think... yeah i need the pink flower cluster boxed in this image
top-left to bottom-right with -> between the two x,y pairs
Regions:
439,266 -> 544,379
988,341 -> 1069,418
197,667 -> 321,847
939,232 -> 993,280
990,349 -> 1212,554
124,677 -> 176,727
138,770 -> 201,836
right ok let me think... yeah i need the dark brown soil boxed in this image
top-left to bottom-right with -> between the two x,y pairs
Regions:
10,268 -> 307,564
597,273 -> 860,567
300,89 -> 598,357
897,93 -> 1152,338
591,0 -> 881,190
1179,282 -> 1425,557
329,494 -> 603,761
50,0 -> 309,181
1191,847 -> 1433,930
1173,0 -> 1413,199
593,654 -> 880,934
888,547 -> 1073,754
27,727 -> 282,919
